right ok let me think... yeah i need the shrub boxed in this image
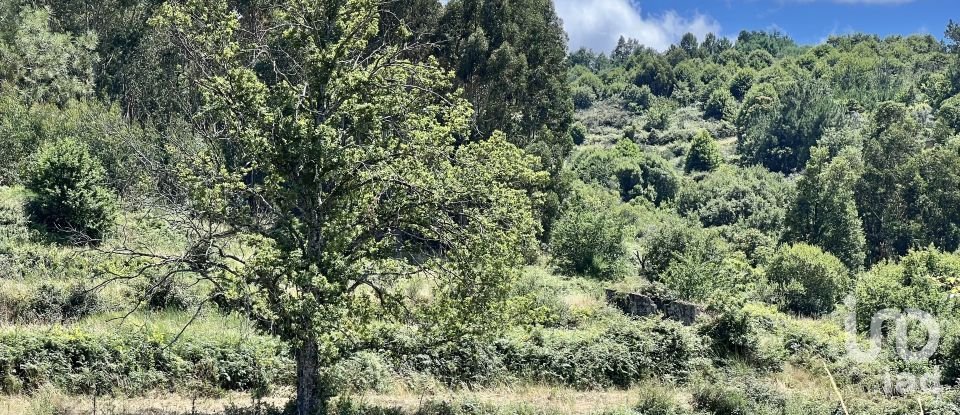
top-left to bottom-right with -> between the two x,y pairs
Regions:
28,283 -> 101,323
853,248 -> 956,331
704,88 -> 736,121
767,243 -> 850,316
24,138 -> 116,242
622,84 -> 653,112
498,319 -> 706,389
639,217 -> 727,279
700,303 -> 785,369
645,100 -> 675,132
549,185 -> 627,279
692,382 -> 752,415
937,94 -> 960,134
0,326 -> 288,395
572,86 -> 596,110
730,69 -> 757,101
634,383 -> 689,415
327,351 -> 394,393
661,251 -> 758,303
676,165 -> 792,233
684,130 -> 723,173
570,122 -> 587,145
569,140 -> 679,205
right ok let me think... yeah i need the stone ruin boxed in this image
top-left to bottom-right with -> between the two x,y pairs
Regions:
604,289 -> 699,325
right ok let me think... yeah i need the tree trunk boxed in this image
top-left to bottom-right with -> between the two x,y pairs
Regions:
296,338 -> 322,415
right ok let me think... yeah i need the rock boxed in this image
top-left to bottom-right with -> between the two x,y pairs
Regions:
663,300 -> 697,325
605,288 -> 698,325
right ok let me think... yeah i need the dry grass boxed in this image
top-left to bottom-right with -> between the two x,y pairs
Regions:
0,387 -> 292,415
0,384 -> 649,415
344,384 -> 642,415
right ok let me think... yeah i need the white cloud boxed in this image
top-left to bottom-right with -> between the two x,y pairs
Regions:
554,0 -> 721,52
786,0 -> 916,3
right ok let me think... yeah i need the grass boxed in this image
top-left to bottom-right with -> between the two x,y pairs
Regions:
0,386 -> 291,415
0,384 -> 655,415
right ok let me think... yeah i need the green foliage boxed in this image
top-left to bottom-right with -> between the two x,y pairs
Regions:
569,139 -> 679,205
938,94 -> 960,134
570,122 -> 587,146
737,75 -> 840,173
784,146 -> 866,270
572,85 -> 596,110
498,319 -> 706,389
853,248 -> 957,330
692,382 -> 753,415
704,88 -> 736,121
911,143 -> 960,252
730,69 -> 757,101
645,99 -> 676,132
677,165 -> 792,233
766,243 -> 850,316
633,384 -> 689,415
440,0 -> 573,174
149,1 -> 551,410
629,52 -> 675,97
549,185 -> 628,280
735,30 -> 801,58
0,7 -> 97,105
684,130 -> 723,173
24,138 -> 116,241
0,325 -> 287,395
639,216 -> 762,302
622,84 -> 653,112
0,89 -> 157,191
660,250 -> 757,303
856,101 -> 923,262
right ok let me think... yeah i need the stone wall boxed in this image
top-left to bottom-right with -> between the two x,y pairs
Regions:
605,289 -> 699,325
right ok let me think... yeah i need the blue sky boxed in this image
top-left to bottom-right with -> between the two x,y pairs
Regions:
556,0 -> 955,52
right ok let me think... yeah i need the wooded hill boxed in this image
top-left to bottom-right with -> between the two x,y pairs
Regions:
2,0 -> 960,414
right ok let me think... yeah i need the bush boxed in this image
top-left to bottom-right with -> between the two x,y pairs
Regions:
639,217 -> 726,279
570,122 -> 587,145
767,243 -> 850,316
700,303 -> 784,369
692,382 -> 753,415
28,283 -> 101,323
852,248 -> 956,331
730,69 -> 757,101
645,100 -> 675,132
684,130 -> 723,173
704,88 -> 736,121
572,86 -> 596,110
676,165 -> 792,233
634,383 -> 689,415
327,351 -> 394,393
622,84 -> 653,112
24,138 -> 116,242
937,94 -> 960,134
569,139 -> 679,205
549,185 -> 627,280
498,319 -> 706,389
0,326 -> 288,395
660,251 -> 758,303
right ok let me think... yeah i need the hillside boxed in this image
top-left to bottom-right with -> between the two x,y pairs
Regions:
2,1 -> 960,414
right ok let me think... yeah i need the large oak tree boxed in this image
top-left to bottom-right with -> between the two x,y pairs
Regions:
144,0 -> 543,413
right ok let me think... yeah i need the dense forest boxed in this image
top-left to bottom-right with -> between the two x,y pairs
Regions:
3,0 -> 960,414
